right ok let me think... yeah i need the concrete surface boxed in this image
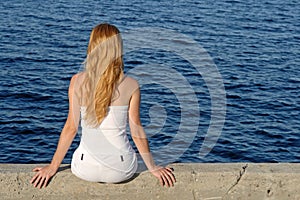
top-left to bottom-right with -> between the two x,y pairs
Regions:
0,163 -> 299,200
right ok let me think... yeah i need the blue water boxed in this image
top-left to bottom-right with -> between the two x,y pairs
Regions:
0,0 -> 299,164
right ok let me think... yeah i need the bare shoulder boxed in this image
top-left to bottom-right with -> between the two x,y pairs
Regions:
72,72 -> 85,80
124,76 -> 139,88
69,72 -> 85,95
71,72 -> 85,86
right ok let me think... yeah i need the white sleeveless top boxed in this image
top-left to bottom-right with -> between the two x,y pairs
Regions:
80,105 -> 135,155
72,75 -> 139,172
78,105 -> 137,172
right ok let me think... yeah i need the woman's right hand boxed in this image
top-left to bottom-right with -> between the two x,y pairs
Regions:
30,164 -> 58,188
150,166 -> 176,187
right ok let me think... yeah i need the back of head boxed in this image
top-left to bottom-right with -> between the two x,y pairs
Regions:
87,23 -> 121,55
80,23 -> 124,127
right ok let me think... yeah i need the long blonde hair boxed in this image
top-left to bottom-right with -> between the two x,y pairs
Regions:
80,23 -> 124,127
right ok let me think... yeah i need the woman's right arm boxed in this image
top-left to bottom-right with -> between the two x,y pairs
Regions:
30,74 -> 81,188
128,87 -> 176,187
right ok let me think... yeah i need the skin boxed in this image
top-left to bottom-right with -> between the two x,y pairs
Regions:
129,87 -> 176,187
30,74 -> 176,188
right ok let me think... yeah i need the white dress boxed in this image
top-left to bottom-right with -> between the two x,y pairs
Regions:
71,105 -> 138,183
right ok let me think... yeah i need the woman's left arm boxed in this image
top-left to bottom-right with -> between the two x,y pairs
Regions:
30,74 -> 80,188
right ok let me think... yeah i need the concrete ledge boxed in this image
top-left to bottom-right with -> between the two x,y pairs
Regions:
0,163 -> 300,199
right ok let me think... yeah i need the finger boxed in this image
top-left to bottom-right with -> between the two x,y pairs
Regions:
32,167 -> 42,172
43,176 -> 50,188
30,172 -> 40,184
170,173 -> 176,183
33,175 -> 42,187
165,169 -> 176,183
160,172 -> 169,187
38,177 -> 45,189
162,170 -> 173,187
165,167 -> 174,172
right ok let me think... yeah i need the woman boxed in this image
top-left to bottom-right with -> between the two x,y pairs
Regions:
30,23 -> 176,188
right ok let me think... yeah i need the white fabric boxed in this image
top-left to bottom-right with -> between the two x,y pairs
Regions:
71,105 -> 138,183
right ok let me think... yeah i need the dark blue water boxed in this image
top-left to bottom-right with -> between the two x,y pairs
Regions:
1,0 -> 299,164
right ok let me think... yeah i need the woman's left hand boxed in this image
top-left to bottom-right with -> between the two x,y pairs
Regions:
150,166 -> 176,187
30,165 -> 58,188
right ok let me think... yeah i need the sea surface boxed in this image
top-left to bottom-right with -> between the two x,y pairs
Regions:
0,0 -> 299,164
